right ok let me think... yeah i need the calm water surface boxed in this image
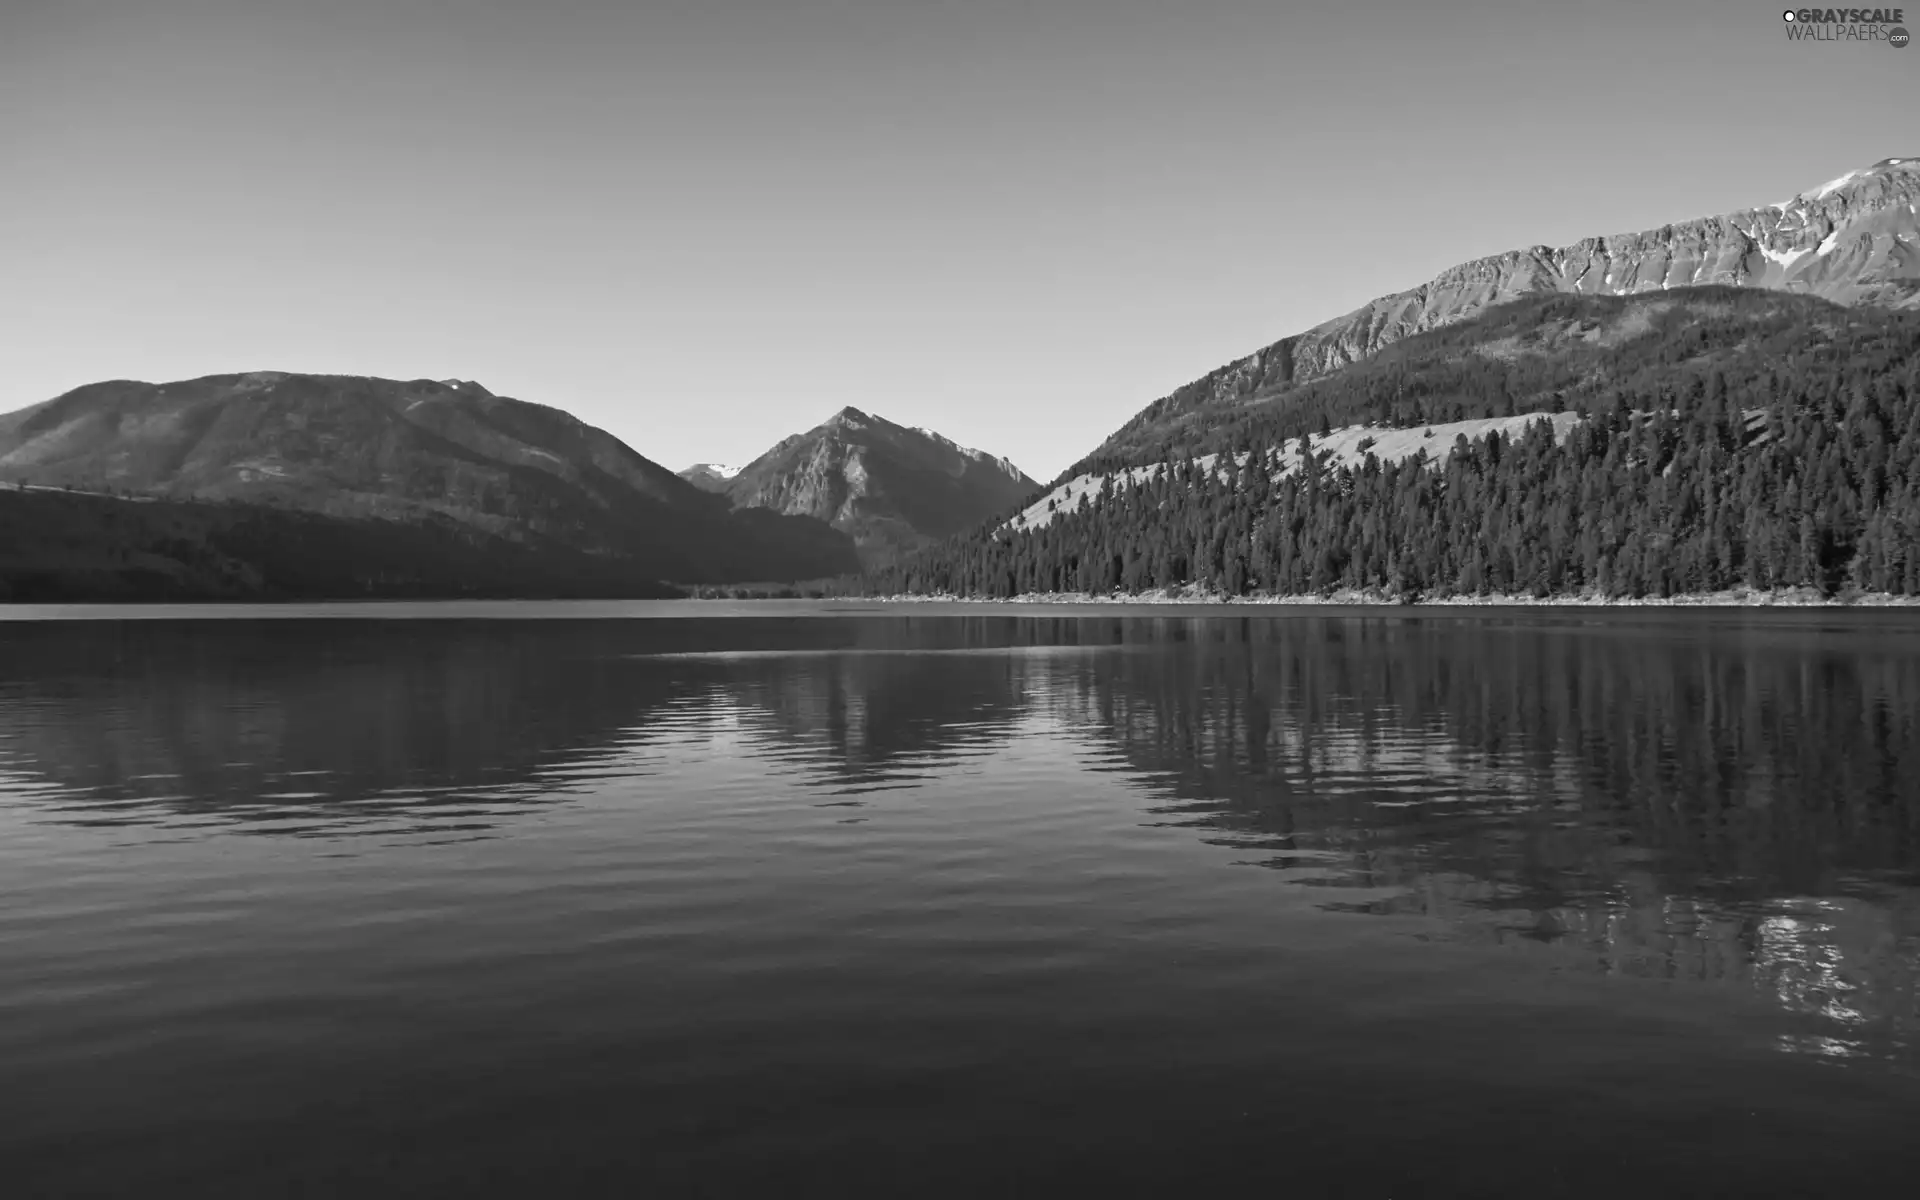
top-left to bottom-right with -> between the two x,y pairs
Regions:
3,607 -> 1919,1196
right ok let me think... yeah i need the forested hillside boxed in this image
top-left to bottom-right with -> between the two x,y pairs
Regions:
870,289 -> 1920,600
0,487 -> 685,601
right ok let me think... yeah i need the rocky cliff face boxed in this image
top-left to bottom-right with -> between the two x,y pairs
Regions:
720,408 -> 1036,565
0,372 -> 859,583
1090,157 -> 1920,466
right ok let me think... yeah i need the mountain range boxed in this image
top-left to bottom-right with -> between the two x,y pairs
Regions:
679,409 -> 1036,565
6,156 -> 1920,601
0,373 -> 858,596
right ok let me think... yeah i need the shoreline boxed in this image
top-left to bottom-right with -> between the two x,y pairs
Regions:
8,586 -> 1920,620
853,586 -> 1920,608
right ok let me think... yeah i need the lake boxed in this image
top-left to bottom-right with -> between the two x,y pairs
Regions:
3,604 -> 1918,1196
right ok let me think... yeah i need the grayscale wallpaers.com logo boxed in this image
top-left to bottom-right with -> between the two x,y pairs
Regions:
1782,7 -> 1910,44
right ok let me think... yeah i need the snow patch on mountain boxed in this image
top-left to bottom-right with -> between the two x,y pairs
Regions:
1760,244 -> 1811,272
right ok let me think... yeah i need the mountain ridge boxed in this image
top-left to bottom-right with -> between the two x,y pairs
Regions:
0,372 -> 859,585
1082,157 -> 1920,474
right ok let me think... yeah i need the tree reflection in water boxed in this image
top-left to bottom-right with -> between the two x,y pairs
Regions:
2,611 -> 1916,1062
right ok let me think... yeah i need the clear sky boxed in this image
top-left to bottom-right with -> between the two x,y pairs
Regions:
4,0 -> 1916,482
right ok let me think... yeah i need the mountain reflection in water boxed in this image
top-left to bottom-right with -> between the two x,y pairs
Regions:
2,611 -> 1918,1195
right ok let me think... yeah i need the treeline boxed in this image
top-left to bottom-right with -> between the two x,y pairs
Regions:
0,488 -> 686,601
685,581 -> 851,599
871,348 -> 1920,600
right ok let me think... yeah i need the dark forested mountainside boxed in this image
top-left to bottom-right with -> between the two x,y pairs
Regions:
0,486 -> 687,601
871,289 -> 1920,600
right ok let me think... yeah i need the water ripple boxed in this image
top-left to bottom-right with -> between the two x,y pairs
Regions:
3,613 -> 1920,1193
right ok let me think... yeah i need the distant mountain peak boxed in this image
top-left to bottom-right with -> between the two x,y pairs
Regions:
677,461 -> 746,493
712,412 -> 1036,566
